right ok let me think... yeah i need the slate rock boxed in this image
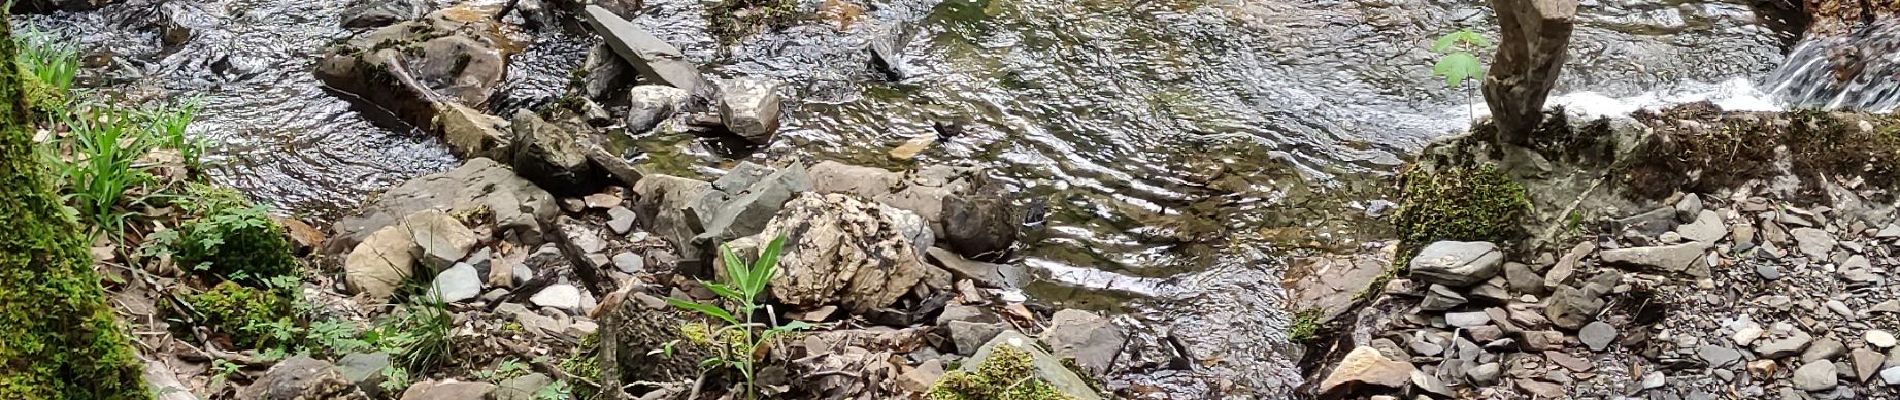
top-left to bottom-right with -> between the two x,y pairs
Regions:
1408,241 -> 1504,287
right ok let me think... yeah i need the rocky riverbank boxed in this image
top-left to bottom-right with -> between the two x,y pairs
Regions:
1297,103 -> 1900,399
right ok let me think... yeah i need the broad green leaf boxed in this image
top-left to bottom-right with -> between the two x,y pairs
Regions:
666,297 -> 739,325
719,243 -> 751,290
701,282 -> 744,301
1433,52 -> 1483,88
749,234 -> 787,297
1431,33 -> 1460,53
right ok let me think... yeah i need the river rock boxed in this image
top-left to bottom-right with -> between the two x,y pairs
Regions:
1793,361 -> 1838,391
491,373 -> 551,400
1503,262 -> 1546,294
1701,345 -> 1743,367
531,285 -> 582,313
401,210 -> 477,271
239,355 -> 363,399
317,16 -> 506,129
1544,285 -> 1605,330
626,85 -> 690,134
693,163 -> 813,252
1884,366 -> 1900,386
1598,241 -> 1709,275
948,321 -> 1005,355
942,191 -> 1018,258
336,353 -> 392,398
1757,328 -> 1813,359
727,193 -> 930,313
433,102 -> 512,160
1320,346 -> 1416,395
1420,284 -> 1468,311
1792,228 -> 1836,259
327,158 -> 557,256
1677,210 -> 1725,243
510,110 -> 604,196
963,331 -> 1104,400
1284,248 -> 1394,325
1446,311 -> 1492,328
581,44 -> 636,100
924,247 -> 1027,289
716,78 -> 783,145
1579,321 -> 1616,351
631,174 -> 715,269
345,225 -> 421,302
1801,337 -> 1845,362
1853,348 -> 1885,381
1039,309 -> 1126,376
428,263 -> 482,303
807,161 -> 1015,258
580,5 -> 710,96
1869,330 -> 1897,348
1408,241 -> 1504,287
1675,194 -> 1703,222
340,0 -> 425,28
399,380 -> 494,400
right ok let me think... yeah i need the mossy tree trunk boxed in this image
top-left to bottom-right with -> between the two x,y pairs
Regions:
0,10 -> 150,400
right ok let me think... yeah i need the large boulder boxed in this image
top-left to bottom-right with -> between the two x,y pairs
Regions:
433,102 -> 512,160
727,193 -> 931,313
510,110 -> 605,196
327,158 -> 557,256
807,161 -> 1016,259
239,356 -> 366,399
579,5 -> 711,96
316,14 -> 507,130
715,78 -> 783,144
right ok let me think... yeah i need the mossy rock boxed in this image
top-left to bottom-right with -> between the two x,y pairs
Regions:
1392,162 -> 1531,256
184,281 -> 295,349
156,184 -> 300,286
927,345 -> 1074,400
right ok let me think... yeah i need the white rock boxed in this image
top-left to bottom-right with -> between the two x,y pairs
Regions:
1733,325 -> 1765,346
1869,330 -> 1898,348
612,252 -> 645,273
531,285 -> 583,312
429,263 -> 484,303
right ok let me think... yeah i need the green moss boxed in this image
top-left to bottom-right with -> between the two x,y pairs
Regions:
925,345 -> 1075,400
0,12 -> 150,397
184,281 -> 294,349
1392,162 -> 1530,257
559,333 -> 601,400
144,184 -> 299,286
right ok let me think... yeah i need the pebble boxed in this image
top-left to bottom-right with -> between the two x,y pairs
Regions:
1869,330 -> 1897,348
1580,321 -> 1616,352
1733,325 -> 1765,345
1755,265 -> 1781,280
607,207 -> 637,235
530,285 -> 583,313
1446,311 -> 1491,328
1700,345 -> 1743,368
1640,371 -> 1665,390
1826,300 -> 1855,320
1792,361 -> 1838,391
612,252 -> 645,274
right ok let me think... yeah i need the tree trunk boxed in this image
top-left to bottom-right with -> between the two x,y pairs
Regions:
0,10 -> 150,399
1483,0 -> 1576,145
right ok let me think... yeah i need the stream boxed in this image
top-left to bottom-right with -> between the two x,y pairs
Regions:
28,0 -> 1800,395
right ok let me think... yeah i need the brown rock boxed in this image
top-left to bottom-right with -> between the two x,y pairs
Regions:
1319,346 -> 1416,395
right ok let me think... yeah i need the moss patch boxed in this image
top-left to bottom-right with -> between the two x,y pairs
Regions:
926,345 -> 1075,400
1393,162 -> 1531,253
184,281 -> 294,349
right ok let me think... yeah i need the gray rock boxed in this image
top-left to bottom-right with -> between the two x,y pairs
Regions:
1411,370 -> 1452,397
316,19 -> 506,130
398,380 -> 495,400
1792,228 -> 1836,259
336,353 -> 392,398
1038,309 -> 1126,376
510,110 -> 602,196
1678,210 -> 1726,243
428,263 -> 482,303
434,102 -> 512,160
579,5 -> 710,96
1640,371 -> 1665,390
1853,348 -> 1885,382
1756,264 -> 1782,280
716,78 -> 784,144
1467,362 -> 1502,386
239,356 -> 361,399
607,206 -> 637,235
1545,285 -> 1605,330
491,373 -> 552,400
327,158 -> 556,256
612,252 -> 644,274
942,192 -> 1018,258
344,225 -> 420,302
693,163 -> 813,249
1757,328 -> 1813,359
1580,321 -> 1617,352
936,304 -> 1000,325
1614,207 -> 1679,236
340,0 -> 424,28
963,331 -> 1104,400
1544,241 -> 1594,289
947,321 -> 1005,356
1598,241 -> 1710,275
530,285 -> 582,313
403,210 -> 478,272
1700,345 -> 1743,368
1793,361 -> 1838,391
1408,241 -> 1504,287
625,85 -> 689,133
1801,337 -> 1846,362
581,44 -> 636,100
1420,285 -> 1468,311
925,247 -> 1027,289
725,193 -> 932,313
630,174 -> 715,269
1503,262 -> 1546,295
1446,311 -> 1492,328
1675,194 -> 1703,223
1883,366 -> 1900,385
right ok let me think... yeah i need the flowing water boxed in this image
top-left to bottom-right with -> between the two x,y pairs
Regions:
29,0 -> 1796,395
1764,20 -> 1900,111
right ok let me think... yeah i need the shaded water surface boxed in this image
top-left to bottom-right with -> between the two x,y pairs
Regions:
33,0 -> 1791,395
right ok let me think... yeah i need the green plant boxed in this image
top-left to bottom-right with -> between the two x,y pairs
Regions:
1287,309 -> 1322,343
13,27 -> 76,108
184,281 -> 294,349
379,365 -> 412,395
476,358 -> 531,382
665,235 -> 813,400
368,293 -> 455,372
1431,28 -> 1489,120
142,99 -> 206,168
534,381 -> 571,400
140,184 -> 299,285
305,319 -> 371,357
49,104 -> 158,237
926,345 -> 1073,400
207,359 -> 242,389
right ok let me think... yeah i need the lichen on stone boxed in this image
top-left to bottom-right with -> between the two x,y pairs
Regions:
1393,162 -> 1532,251
925,345 -> 1075,400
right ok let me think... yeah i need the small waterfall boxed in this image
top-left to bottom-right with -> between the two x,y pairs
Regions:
1763,20 -> 1900,111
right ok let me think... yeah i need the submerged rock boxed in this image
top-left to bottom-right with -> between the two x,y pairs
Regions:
626,85 -> 690,134
510,110 -> 604,196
